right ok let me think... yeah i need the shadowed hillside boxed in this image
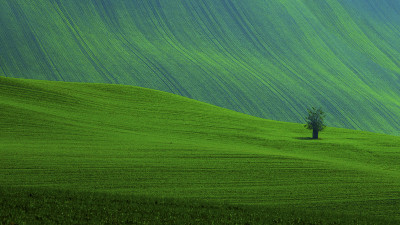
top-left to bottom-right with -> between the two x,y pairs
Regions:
1,0 -> 400,134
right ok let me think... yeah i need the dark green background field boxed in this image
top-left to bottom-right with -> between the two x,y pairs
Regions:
1,0 -> 400,135
1,77 -> 400,223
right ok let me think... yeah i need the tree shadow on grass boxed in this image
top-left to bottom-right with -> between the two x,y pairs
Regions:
294,137 -> 319,140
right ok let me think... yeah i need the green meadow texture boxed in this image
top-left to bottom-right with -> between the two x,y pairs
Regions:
1,77 -> 400,223
1,0 -> 400,135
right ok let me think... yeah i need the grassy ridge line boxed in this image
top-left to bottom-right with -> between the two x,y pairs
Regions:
1,76 -> 400,221
1,0 -> 400,135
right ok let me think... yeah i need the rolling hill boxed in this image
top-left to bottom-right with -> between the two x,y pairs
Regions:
1,76 -> 400,223
1,0 -> 400,135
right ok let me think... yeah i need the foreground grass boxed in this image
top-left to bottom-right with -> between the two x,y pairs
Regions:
1,187 -> 395,225
1,77 -> 400,223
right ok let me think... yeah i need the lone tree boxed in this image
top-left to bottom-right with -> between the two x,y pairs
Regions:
305,107 -> 326,139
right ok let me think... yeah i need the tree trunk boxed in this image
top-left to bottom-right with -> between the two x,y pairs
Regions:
313,129 -> 318,139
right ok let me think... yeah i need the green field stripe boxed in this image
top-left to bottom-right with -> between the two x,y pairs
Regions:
221,0 -> 314,117
5,0 -> 62,80
179,1 -> 243,100
50,0 -> 117,83
126,1 -> 199,96
92,7 -> 180,94
145,1 -> 227,97
146,0 -> 257,106
193,1 -> 305,115
0,56 -> 8,77
186,0 -> 279,91
162,3 -> 249,109
217,1 -> 295,114
341,1 -> 400,71
93,0 -> 120,30
315,0 -> 400,73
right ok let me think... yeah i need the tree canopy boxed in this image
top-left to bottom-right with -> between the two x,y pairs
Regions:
305,107 -> 326,139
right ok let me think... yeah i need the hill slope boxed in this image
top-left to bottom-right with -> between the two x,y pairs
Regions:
1,77 -> 400,222
1,0 -> 400,135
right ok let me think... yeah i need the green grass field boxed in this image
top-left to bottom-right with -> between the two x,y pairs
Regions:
1,0 -> 400,135
1,77 -> 400,223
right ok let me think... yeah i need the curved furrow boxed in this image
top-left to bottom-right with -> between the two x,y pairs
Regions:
312,0 -> 400,74
222,0 -> 316,119
191,0 -> 291,111
131,1 -> 221,98
5,0 -> 63,81
340,1 -> 400,72
50,0 -> 117,83
97,1 -> 186,94
291,0 -> 400,129
218,2 -> 292,108
191,1 -> 283,115
163,1 -> 267,112
103,17 -> 183,94
140,1 -> 255,108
